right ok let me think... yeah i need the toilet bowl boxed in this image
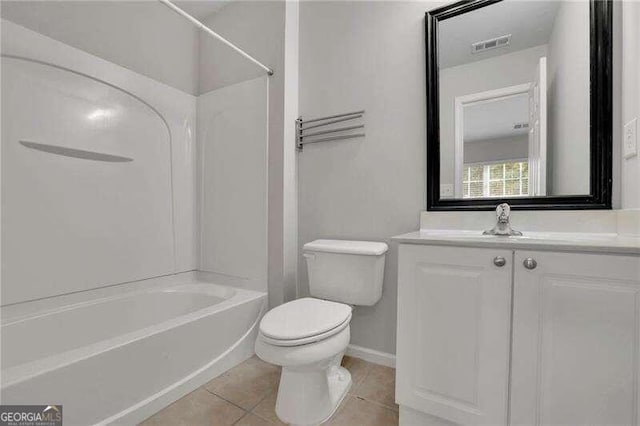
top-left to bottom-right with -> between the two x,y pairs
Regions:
255,297 -> 353,426
255,239 -> 388,426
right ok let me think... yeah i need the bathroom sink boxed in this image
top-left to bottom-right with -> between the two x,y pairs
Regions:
416,230 -> 506,239
395,206 -> 637,253
417,229 -> 620,243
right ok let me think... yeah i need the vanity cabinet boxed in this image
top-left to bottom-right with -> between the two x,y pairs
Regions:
396,244 -> 640,426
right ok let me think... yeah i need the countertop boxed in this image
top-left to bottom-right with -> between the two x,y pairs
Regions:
392,229 -> 640,255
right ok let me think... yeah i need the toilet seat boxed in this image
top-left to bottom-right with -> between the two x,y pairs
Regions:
259,297 -> 352,347
259,316 -> 351,347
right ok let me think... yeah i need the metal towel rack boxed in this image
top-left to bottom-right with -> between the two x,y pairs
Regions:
296,110 -> 365,151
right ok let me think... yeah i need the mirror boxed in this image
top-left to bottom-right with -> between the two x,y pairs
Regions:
426,0 -> 612,210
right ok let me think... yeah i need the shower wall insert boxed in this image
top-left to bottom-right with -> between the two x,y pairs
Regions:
1,12 -> 269,425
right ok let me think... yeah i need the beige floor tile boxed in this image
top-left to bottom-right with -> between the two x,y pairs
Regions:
252,381 -> 358,426
325,390 -> 353,422
341,355 -> 374,388
352,364 -> 398,411
205,356 -> 281,410
144,356 -> 398,426
251,391 -> 286,425
139,388 -> 245,426
326,396 -> 399,426
235,413 -> 274,426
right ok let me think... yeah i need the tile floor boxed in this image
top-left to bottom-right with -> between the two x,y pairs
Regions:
140,355 -> 398,426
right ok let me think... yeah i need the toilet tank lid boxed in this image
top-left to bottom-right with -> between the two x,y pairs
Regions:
303,239 -> 388,256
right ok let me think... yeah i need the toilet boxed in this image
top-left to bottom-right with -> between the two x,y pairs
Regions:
255,239 -> 388,426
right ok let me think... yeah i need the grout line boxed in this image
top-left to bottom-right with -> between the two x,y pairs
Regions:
354,396 -> 399,413
345,358 -> 399,414
232,411 -> 251,425
249,390 -> 275,414
250,389 -> 274,411
239,411 -> 279,426
349,363 -> 374,394
202,387 -> 249,413
250,411 -> 278,425
249,390 -> 280,424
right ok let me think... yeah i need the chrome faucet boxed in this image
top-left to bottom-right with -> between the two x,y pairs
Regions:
483,203 -> 522,236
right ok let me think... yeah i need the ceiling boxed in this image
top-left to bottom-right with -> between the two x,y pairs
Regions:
172,0 -> 229,19
464,92 -> 529,143
439,0 -> 560,69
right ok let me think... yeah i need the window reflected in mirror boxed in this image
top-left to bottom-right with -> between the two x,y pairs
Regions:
463,161 -> 529,199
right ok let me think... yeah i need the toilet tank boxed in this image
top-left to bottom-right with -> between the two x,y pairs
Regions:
303,239 -> 388,306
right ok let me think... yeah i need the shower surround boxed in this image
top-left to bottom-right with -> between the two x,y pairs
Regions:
1,19 -> 269,424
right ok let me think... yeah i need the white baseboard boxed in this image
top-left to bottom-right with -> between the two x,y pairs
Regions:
346,344 -> 396,368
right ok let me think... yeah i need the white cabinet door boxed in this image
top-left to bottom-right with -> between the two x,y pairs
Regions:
396,244 -> 512,425
511,251 -> 640,426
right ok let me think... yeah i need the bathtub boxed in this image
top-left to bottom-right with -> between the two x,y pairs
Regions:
0,272 -> 267,425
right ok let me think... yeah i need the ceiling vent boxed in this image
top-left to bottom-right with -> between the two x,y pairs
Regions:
513,122 -> 530,130
472,34 -> 511,54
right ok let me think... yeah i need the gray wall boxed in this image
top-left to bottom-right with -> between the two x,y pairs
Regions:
547,1 -> 590,196
199,1 -> 284,94
0,1 -> 200,95
282,1 -> 300,303
298,1 -> 433,354
297,0 -> 630,356
622,1 -> 640,209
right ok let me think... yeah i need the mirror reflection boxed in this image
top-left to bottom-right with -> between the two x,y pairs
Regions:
438,1 -> 590,200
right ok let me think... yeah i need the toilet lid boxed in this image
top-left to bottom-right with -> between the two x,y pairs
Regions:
259,298 -> 352,342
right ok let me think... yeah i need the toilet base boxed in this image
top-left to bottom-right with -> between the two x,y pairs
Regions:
275,362 -> 352,426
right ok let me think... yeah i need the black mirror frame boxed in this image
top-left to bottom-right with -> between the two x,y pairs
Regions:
426,0 -> 613,211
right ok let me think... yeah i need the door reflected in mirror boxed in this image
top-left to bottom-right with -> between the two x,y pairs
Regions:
437,0 -> 590,200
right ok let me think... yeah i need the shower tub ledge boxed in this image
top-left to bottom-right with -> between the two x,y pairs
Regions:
0,272 -> 267,425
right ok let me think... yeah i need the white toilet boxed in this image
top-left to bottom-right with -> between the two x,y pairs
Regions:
255,239 -> 388,426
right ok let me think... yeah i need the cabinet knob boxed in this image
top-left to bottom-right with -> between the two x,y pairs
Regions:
523,258 -> 537,270
493,256 -> 507,267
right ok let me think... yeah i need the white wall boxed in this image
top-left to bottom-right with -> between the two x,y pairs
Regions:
197,77 -> 268,292
439,45 -> 547,189
464,135 -> 528,165
0,1 -> 199,95
622,1 -> 640,209
1,21 -> 197,305
547,1 -> 590,196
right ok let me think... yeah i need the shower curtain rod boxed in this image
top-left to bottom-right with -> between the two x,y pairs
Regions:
157,0 -> 274,76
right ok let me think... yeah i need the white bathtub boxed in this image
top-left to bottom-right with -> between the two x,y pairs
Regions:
0,273 -> 267,425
